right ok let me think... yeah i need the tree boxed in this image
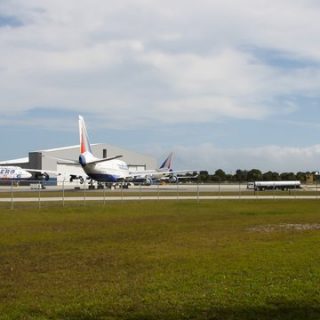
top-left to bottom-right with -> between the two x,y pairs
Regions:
213,169 -> 226,182
262,171 -> 280,181
234,169 -> 248,182
199,170 -> 209,183
280,172 -> 296,180
296,172 -> 306,183
247,169 -> 263,181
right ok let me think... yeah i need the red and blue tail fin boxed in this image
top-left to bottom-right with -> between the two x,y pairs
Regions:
79,115 -> 93,155
159,152 -> 173,170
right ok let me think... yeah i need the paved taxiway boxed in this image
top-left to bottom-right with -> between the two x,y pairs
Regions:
0,183 -> 250,192
0,183 -> 318,203
1,183 -> 316,192
0,195 -> 319,202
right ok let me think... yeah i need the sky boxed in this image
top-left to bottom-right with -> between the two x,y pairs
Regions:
1,0 -> 320,173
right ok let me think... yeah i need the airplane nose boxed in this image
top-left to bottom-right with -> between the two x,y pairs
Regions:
24,172 -> 32,179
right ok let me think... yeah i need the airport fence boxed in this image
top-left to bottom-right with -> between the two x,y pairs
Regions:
0,180 -> 319,210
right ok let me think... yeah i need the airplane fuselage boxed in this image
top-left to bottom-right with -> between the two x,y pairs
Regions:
131,168 -> 172,180
81,159 -> 130,182
0,166 -> 32,180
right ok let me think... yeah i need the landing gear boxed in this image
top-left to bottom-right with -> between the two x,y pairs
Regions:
97,183 -> 104,189
88,179 -> 95,190
104,182 -> 130,189
35,172 -> 49,181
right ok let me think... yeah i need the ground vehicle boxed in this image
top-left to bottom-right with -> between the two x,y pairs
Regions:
247,181 -> 301,191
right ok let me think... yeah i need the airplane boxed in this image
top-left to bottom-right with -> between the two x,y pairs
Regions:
44,115 -> 131,186
0,166 -> 32,180
61,115 -> 131,185
0,166 -> 58,181
57,115 -> 197,188
129,152 -> 191,185
131,153 -> 198,185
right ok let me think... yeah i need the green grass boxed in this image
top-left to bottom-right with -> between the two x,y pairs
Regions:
1,200 -> 320,319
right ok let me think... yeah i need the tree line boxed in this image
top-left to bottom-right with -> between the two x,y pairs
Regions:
196,169 -> 317,183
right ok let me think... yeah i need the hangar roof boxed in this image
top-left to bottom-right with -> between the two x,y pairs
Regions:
0,157 -> 29,164
33,145 -> 79,152
33,143 -> 119,153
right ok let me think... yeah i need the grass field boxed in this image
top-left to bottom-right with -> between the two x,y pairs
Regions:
1,200 -> 320,319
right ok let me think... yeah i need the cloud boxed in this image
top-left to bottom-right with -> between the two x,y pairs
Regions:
170,143 -> 320,173
0,0 -> 320,129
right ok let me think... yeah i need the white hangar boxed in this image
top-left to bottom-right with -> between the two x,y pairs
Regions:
1,144 -> 157,185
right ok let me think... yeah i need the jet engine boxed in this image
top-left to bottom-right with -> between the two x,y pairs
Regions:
169,175 -> 178,183
145,176 -> 153,185
79,154 -> 87,166
35,172 -> 50,181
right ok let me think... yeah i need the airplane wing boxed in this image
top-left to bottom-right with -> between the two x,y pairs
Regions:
24,168 -> 61,181
128,169 -> 155,178
172,172 -> 199,179
46,155 -> 123,165
26,169 -> 60,175
128,169 -> 198,179
160,170 -> 199,177
86,155 -> 123,165
46,156 -> 80,165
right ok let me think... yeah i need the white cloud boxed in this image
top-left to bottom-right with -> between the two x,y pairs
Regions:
171,144 -> 320,173
0,0 -> 320,127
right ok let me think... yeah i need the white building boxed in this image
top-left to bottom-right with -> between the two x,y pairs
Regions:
0,144 -> 157,185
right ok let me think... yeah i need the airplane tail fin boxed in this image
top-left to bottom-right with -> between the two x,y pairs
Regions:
78,115 -> 123,167
79,115 -> 93,155
159,152 -> 173,170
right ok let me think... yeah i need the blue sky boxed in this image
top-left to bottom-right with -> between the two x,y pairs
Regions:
1,0 -> 320,172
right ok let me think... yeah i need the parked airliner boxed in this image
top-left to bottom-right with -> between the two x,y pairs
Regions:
0,166 -> 57,181
129,152 -> 194,184
0,166 -> 32,180
76,115 -> 131,183
63,115 -> 196,186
